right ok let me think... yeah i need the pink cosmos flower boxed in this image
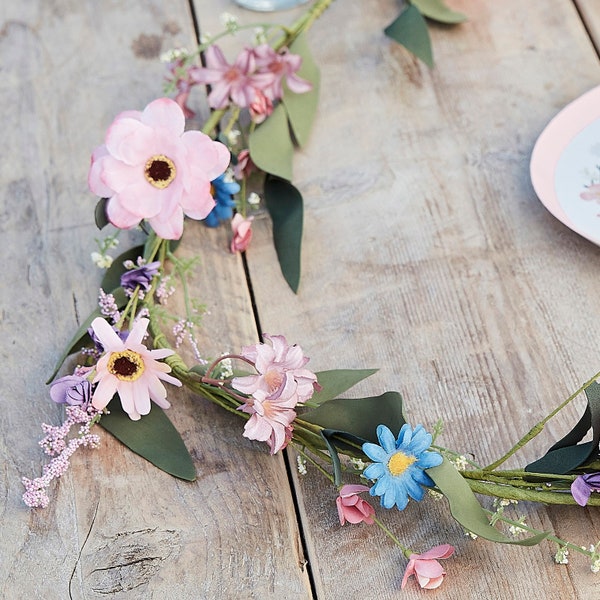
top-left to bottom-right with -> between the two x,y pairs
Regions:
88,98 -> 229,240
253,44 -> 312,100
90,317 -> 182,420
401,544 -> 455,590
231,334 -> 319,405
238,389 -> 296,454
581,183 -> 600,202
336,484 -> 376,525
230,213 -> 254,253
190,45 -> 257,109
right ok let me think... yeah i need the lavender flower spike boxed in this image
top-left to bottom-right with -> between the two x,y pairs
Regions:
571,472 -> 600,506
120,260 -> 161,292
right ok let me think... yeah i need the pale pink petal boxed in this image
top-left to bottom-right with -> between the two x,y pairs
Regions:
113,182 -> 165,219
91,375 -> 118,410
132,379 -> 151,416
156,371 -> 182,387
339,484 -> 371,496
285,73 -> 312,94
105,117 -> 155,165
88,146 -> 114,197
141,98 -> 185,136
243,414 -> 273,442
418,573 -> 444,590
181,131 -> 230,181
148,205 -> 185,240
91,317 -> 125,352
401,560 -> 416,589
146,375 -> 171,409
106,198 -> 142,229
126,318 -> 149,346
414,560 -> 445,579
116,381 -> 140,420
100,155 -> 140,192
417,545 -> 455,560
148,348 -> 176,360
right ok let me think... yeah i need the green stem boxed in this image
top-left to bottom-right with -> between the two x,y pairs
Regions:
484,369 -> 600,471
373,517 -> 411,557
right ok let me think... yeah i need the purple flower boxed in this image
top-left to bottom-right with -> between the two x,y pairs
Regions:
571,472 -> 600,506
50,375 -> 92,407
120,261 -> 161,293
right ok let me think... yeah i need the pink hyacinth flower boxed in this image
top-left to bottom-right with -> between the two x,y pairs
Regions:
88,98 -> 230,240
190,45 -> 257,109
253,44 -> 312,101
401,544 -> 455,590
336,484 -> 375,526
90,317 -> 182,420
238,389 -> 296,454
230,213 -> 254,253
232,334 -> 319,405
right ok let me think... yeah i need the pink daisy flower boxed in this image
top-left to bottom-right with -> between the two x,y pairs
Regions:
231,334 -> 319,404
336,484 -> 376,526
253,44 -> 312,101
238,389 -> 297,454
88,98 -> 230,240
190,45 -> 258,109
90,317 -> 182,420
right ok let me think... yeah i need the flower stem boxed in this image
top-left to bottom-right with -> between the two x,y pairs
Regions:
484,369 -> 600,471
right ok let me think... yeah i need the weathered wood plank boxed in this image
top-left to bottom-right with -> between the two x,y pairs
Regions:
222,0 -> 600,598
575,0 -> 600,50
0,1 -> 311,598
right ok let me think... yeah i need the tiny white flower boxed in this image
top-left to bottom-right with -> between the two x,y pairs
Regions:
247,192 -> 261,205
227,129 -> 242,146
297,455 -> 307,475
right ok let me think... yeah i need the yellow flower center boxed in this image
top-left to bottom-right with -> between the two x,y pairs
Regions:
388,451 -> 416,476
144,154 -> 176,189
107,350 -> 145,382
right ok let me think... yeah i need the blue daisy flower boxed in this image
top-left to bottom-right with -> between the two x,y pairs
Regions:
362,423 -> 442,511
204,173 -> 240,227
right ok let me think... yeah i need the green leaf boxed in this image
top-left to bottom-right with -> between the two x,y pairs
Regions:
100,245 -> 145,294
263,176 -> 303,293
525,382 -> 600,474
249,104 -> 294,181
310,369 -> 378,406
95,198 -> 110,229
46,287 -> 128,383
321,429 -> 369,485
282,34 -> 320,147
100,401 -> 196,481
411,0 -> 467,24
302,391 -> 406,444
384,5 -> 434,67
428,459 -> 549,545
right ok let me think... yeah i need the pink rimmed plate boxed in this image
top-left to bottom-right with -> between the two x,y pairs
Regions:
530,85 -> 600,245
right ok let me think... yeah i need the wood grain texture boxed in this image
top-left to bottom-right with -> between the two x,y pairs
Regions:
229,0 -> 600,598
0,1 -> 311,598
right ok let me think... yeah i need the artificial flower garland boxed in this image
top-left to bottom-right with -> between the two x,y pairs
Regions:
22,1 -> 600,592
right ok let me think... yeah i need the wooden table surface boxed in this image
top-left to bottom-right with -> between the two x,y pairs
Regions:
3,1 -> 600,598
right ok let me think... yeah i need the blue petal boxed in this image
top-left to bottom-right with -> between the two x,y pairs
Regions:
407,425 -> 433,455
363,442 -> 389,464
417,451 -> 443,469
391,486 -> 409,510
404,474 -> 426,501
377,425 -> 397,453
396,423 -> 413,448
364,463 -> 385,480
411,468 -> 435,487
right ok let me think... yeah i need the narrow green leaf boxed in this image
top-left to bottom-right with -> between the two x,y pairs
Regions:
46,287 -> 128,383
249,104 -> 294,181
526,382 -> 600,474
282,34 -> 320,147
411,0 -> 467,24
100,401 -> 196,481
263,176 -> 303,293
302,391 -> 406,444
428,459 -> 549,545
100,245 -> 145,294
384,5 -> 434,67
95,198 -> 110,229
311,369 -> 379,406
